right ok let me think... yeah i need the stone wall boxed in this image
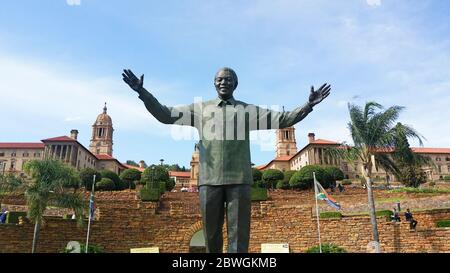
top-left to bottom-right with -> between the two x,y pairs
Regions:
1,191 -> 450,253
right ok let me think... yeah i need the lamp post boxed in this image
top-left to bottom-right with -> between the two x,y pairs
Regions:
160,159 -> 164,166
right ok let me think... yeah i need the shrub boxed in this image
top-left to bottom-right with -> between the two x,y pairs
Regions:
251,187 -> 268,201
95,178 -> 115,191
6,211 -> 27,224
100,170 -> 122,190
252,168 -> 263,182
262,169 -> 284,189
276,180 -> 290,190
305,243 -> 347,253
159,181 -> 166,194
289,165 -> 331,190
436,220 -> 450,228
139,187 -> 160,201
141,165 -> 170,185
166,178 -> 176,192
119,169 -> 141,189
80,168 -> 102,190
324,167 -> 345,183
320,212 -> 342,219
444,176 -> 450,181
376,210 -> 393,217
342,179 -> 353,185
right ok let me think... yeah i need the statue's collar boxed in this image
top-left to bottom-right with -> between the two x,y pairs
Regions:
216,96 -> 237,107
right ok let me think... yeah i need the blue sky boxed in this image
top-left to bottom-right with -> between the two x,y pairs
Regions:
1,0 -> 450,168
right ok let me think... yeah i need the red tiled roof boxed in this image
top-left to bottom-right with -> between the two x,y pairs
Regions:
310,139 -> 340,145
123,164 -> 145,172
412,147 -> 450,154
0,143 -> 45,149
41,136 -> 76,142
273,156 -> 294,161
169,171 -> 191,178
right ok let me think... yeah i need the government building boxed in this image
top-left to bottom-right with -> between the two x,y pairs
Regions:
257,127 -> 450,182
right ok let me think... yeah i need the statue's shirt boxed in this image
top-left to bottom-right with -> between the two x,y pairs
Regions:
138,90 -> 313,186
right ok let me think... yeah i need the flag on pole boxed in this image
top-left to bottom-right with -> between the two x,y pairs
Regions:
89,182 -> 95,219
314,176 -> 341,210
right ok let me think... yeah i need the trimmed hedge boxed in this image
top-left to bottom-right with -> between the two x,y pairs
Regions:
305,243 -> 347,253
139,187 -> 160,202
436,220 -> 450,228
119,169 -> 141,189
251,187 -> 268,201
320,212 -> 342,219
444,176 -> 450,181
95,178 -> 115,191
100,170 -> 123,190
6,211 -> 27,224
376,210 -> 394,217
289,165 -> 331,190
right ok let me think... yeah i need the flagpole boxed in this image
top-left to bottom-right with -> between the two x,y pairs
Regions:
85,174 -> 95,253
313,172 -> 322,253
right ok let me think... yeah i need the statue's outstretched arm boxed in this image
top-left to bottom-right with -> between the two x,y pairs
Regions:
122,69 -> 195,126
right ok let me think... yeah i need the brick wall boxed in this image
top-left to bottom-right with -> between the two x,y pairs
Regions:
1,191 -> 450,253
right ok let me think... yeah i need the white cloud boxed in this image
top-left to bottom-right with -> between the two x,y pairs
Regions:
366,0 -> 381,6
64,116 -> 82,122
66,0 -> 81,6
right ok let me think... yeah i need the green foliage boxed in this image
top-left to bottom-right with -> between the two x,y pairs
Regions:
95,178 -> 115,191
119,169 -> 141,189
6,211 -> 27,224
388,187 -> 450,194
305,243 -> 347,253
342,179 -> 353,185
141,165 -> 170,185
276,180 -> 290,190
139,187 -> 160,201
443,176 -> 450,181
99,170 -> 123,190
0,173 -> 25,194
159,181 -> 166,194
125,160 -> 139,167
320,212 -> 342,219
324,167 -> 345,183
252,168 -> 263,182
166,178 -> 176,192
262,169 -> 284,189
282,170 -> 297,184
436,220 -> 450,228
375,210 -> 393,217
79,168 -> 102,190
289,165 -> 331,190
251,187 -> 268,201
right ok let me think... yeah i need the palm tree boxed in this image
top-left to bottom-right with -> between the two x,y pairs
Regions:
328,102 -> 424,252
23,159 -> 86,253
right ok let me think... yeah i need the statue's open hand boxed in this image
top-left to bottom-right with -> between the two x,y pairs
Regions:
122,69 -> 144,93
309,83 -> 331,107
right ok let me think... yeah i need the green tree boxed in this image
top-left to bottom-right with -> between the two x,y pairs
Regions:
119,169 -> 142,189
99,170 -> 124,190
252,168 -> 263,183
125,160 -> 139,167
324,166 -> 345,184
95,178 -> 115,191
289,165 -> 330,190
326,102 -> 424,252
262,169 -> 284,190
23,159 -> 86,253
393,123 -> 432,187
79,168 -> 102,191
141,165 -> 170,191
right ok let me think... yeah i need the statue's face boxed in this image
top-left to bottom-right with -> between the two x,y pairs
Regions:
214,70 -> 236,100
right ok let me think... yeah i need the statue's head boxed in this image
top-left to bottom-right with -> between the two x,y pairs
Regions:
214,67 -> 238,100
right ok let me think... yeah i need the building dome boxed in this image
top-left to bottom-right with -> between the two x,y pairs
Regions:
94,103 -> 112,125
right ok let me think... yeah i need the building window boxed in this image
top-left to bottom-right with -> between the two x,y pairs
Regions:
34,153 -> 40,157
11,152 -> 16,157
23,152 -> 29,157
438,165 -> 442,173
436,157 -> 441,161
10,160 -> 16,170
448,165 -> 450,173
0,152 -> 4,157
446,157 -> 450,162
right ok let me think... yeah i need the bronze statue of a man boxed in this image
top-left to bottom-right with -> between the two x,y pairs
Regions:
123,67 -> 330,253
